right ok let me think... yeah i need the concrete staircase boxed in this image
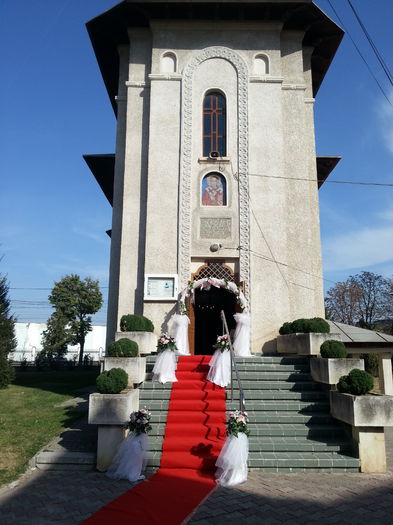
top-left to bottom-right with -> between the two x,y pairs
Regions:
232,356 -> 359,472
141,355 -> 360,472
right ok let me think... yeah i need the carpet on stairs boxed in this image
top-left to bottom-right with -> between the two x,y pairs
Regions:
81,355 -> 227,525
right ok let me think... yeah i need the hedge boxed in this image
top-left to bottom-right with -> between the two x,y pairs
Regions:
96,368 -> 128,394
120,314 -> 154,333
279,317 -> 330,335
320,340 -> 347,358
108,338 -> 138,357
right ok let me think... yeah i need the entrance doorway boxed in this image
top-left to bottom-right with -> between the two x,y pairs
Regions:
194,287 -> 236,355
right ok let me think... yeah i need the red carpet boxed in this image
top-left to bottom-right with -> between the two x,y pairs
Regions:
82,355 -> 227,525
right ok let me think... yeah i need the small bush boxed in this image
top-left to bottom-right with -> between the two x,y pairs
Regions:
0,357 -> 15,389
108,338 -> 139,357
120,314 -> 154,333
96,368 -> 128,394
360,353 -> 379,377
279,317 -> 330,335
320,340 -> 347,358
337,368 -> 373,395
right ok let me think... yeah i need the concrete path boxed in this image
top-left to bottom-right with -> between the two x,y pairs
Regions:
1,427 -> 392,525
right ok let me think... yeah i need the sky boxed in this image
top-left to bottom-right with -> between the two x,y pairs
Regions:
1,0 -> 392,325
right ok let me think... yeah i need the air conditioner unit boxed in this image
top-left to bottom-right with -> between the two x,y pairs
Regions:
209,151 -> 220,159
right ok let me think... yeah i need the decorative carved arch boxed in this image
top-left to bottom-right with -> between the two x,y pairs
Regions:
178,46 -> 250,298
179,276 -> 248,314
191,262 -> 235,283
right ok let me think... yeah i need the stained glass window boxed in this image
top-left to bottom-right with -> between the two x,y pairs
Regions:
203,92 -> 226,157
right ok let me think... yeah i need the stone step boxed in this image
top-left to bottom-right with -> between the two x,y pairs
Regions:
231,381 -> 321,390
238,371 -> 313,381
140,389 -> 329,402
142,399 -> 330,413
145,369 -> 313,381
245,423 -> 347,438
246,412 -> 335,424
228,390 -> 328,401
145,356 -> 310,365
140,355 -> 359,472
143,450 -> 359,472
235,357 -> 310,365
145,411 -> 336,426
146,435 -> 353,454
235,364 -> 310,372
141,380 -> 321,391
146,422 -> 347,440
32,451 -> 96,471
247,452 -> 359,471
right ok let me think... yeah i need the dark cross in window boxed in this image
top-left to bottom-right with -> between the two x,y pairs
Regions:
203,93 -> 226,157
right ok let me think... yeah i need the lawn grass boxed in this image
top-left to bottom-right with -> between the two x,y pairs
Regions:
0,368 -> 99,486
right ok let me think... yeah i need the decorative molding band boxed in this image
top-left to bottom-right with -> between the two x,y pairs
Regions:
148,74 -> 182,81
281,84 -> 307,91
179,46 -> 250,299
304,98 -> 315,104
125,81 -> 150,88
249,76 -> 283,84
198,157 -> 231,164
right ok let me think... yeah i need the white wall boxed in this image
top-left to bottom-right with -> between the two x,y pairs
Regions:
13,323 -> 107,362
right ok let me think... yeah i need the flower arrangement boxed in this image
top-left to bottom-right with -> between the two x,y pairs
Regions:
127,408 -> 152,435
157,333 -> 177,352
213,334 -> 231,352
226,410 -> 250,437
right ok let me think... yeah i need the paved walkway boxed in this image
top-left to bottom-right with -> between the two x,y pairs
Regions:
1,425 -> 392,525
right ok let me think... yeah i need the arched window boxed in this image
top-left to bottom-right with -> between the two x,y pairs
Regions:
203,92 -> 226,157
161,52 -> 177,73
254,54 -> 269,75
201,172 -> 227,206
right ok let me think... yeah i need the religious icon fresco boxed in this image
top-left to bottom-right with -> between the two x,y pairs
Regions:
201,173 -> 227,206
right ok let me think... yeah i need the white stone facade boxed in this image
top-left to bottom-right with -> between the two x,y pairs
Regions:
88,2 -> 342,353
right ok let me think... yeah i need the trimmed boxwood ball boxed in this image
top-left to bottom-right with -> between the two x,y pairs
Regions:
337,368 -> 374,395
120,314 -> 154,333
361,353 -> 379,377
96,368 -> 128,394
279,317 -> 330,335
320,340 -> 347,358
108,338 -> 138,357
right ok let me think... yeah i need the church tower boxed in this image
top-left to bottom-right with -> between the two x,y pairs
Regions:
85,0 -> 343,353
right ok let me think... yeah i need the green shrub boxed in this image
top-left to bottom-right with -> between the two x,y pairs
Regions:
96,368 -> 128,394
108,338 -> 138,357
120,314 -> 154,333
337,368 -> 374,395
279,317 -> 330,335
0,357 -> 15,389
360,353 -> 379,377
320,340 -> 347,358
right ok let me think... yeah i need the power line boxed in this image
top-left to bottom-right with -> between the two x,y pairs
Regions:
248,172 -> 393,187
346,0 -> 393,87
10,286 -> 109,290
249,249 -> 338,286
327,0 -> 393,109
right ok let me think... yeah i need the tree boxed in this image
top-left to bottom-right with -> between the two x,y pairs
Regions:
48,275 -> 103,366
41,311 -> 71,360
355,271 -> 391,329
325,279 -> 363,325
0,275 -> 16,388
325,271 -> 393,330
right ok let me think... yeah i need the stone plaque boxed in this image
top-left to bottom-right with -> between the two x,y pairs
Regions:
200,218 -> 231,239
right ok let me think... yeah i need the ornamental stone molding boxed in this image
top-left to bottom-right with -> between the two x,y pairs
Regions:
178,46 -> 250,299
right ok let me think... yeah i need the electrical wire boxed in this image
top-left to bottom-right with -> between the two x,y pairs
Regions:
346,0 -> 393,87
327,0 -> 393,109
248,172 -> 393,187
